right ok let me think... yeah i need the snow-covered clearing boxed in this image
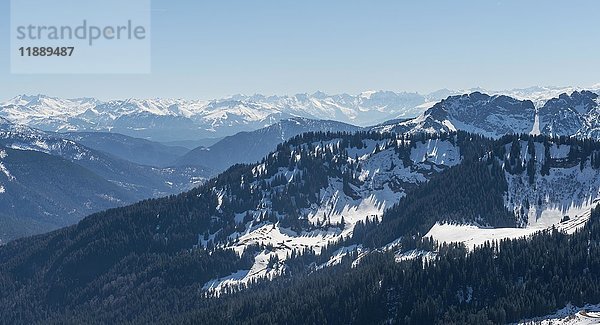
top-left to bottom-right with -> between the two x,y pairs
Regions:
517,303 -> 600,325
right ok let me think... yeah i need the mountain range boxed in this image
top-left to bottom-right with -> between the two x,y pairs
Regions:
2,88 -> 600,243
2,85 -> 597,142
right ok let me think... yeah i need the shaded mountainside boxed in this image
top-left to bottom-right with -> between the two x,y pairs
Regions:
0,121 -> 211,198
0,121 -> 212,242
0,147 -> 135,242
1,131 -> 599,323
60,131 -> 190,167
174,117 -> 362,173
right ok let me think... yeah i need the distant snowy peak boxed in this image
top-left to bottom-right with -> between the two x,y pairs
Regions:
0,92 -> 429,141
488,86 -> 582,107
4,94 -> 98,113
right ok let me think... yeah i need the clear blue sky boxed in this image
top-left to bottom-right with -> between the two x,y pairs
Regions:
1,0 -> 599,100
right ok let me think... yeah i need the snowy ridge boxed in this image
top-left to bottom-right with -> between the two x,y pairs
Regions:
201,137 -> 461,295
372,92 -> 536,138
0,120 -> 99,161
374,90 -> 600,141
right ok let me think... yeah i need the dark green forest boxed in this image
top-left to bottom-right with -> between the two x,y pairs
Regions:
4,206 -> 598,324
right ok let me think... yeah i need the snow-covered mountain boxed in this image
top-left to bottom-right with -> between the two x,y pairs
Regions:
426,85 -> 600,107
4,86 -> 596,142
198,133 -> 463,294
0,92 -> 426,141
374,90 -> 600,140
198,132 -> 600,293
373,92 -> 536,138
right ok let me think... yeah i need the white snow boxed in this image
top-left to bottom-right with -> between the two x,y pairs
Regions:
317,244 -> 363,269
550,144 -> 570,159
0,161 -> 14,181
442,119 -> 457,132
518,303 -> 600,325
410,139 -> 461,167
531,110 -> 541,136
0,92 -> 430,138
3,86 -> 599,140
505,144 -> 600,227
394,249 -> 437,263
424,209 -> 589,252
203,248 -> 287,296
0,149 -> 11,194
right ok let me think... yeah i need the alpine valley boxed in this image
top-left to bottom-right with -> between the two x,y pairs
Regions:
1,87 -> 600,324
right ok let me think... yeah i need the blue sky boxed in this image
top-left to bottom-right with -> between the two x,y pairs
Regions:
1,0 -> 599,100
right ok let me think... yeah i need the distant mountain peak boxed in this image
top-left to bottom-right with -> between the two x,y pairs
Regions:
2,85 -> 599,142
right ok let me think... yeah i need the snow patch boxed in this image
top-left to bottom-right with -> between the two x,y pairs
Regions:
394,249 -> 437,263
425,208 -> 592,251
410,139 -> 461,167
517,303 -> 600,325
